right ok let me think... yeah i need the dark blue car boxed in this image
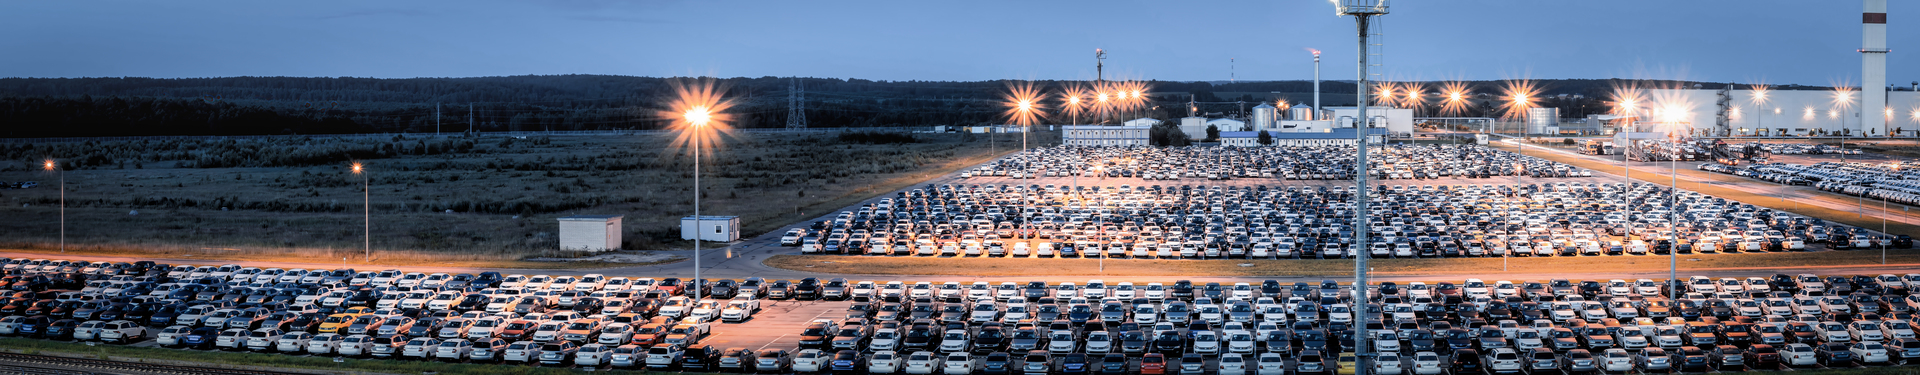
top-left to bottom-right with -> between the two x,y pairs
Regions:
830,350 -> 862,374
15,316 -> 49,336
181,326 -> 221,349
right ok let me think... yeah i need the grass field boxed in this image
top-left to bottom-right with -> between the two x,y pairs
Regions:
764,249 -> 1920,277
0,130 -> 1034,265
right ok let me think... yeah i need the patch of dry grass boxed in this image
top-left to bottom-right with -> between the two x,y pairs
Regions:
0,131 -> 1034,263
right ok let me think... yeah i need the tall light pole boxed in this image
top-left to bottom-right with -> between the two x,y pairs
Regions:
1335,2 -> 1389,374
1751,86 -> 1769,138
685,105 -> 712,305
44,160 -> 62,253
351,162 -> 367,261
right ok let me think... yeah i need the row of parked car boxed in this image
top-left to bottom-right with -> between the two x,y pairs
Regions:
965,145 -> 1592,181
786,182 -> 1889,259
0,257 -> 819,369
764,273 -> 1920,375
5,254 -> 1920,374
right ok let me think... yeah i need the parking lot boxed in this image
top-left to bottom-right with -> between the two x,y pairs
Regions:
970,145 -> 1592,181
3,257 -> 1920,375
784,179 -> 1901,260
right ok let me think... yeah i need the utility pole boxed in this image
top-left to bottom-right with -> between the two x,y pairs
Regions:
1335,3 -> 1389,375
468,103 -> 474,133
436,103 -> 441,135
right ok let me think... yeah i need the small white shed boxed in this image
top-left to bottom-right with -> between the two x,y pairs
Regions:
557,215 -> 622,252
681,215 -> 740,242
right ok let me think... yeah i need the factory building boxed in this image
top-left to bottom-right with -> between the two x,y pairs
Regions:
1218,128 -> 1386,147
1062,124 -> 1151,146
1639,89 -> 1920,137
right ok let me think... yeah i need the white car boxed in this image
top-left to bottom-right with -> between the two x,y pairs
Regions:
1851,342 -> 1891,364
793,349 -> 829,373
1256,353 -> 1288,375
1374,353 -> 1405,375
306,333 -> 343,355
575,343 -> 609,366
244,328 -> 284,351
1219,354 -> 1249,375
869,351 -> 903,374
95,320 -> 145,344
72,320 -> 105,341
336,334 -> 375,356
1783,343 -> 1818,366
275,331 -> 314,352
901,351 -> 938,375
1411,352 -> 1446,375
721,299 -> 760,323
1600,348 -> 1635,372
154,325 -> 191,346
941,352 -> 972,375
781,229 -> 807,246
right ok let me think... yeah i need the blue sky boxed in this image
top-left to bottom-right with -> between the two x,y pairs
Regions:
0,0 -> 1910,86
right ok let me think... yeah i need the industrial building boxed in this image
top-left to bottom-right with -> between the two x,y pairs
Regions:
1218,128 -> 1385,147
1062,124 -> 1151,146
1638,88 -> 1919,137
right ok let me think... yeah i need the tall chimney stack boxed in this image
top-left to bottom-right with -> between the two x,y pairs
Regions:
1313,50 -> 1322,121
1863,0 -> 1888,134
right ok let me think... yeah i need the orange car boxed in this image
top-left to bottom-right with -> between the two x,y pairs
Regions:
497,319 -> 535,341
1141,353 -> 1167,375
630,323 -> 667,347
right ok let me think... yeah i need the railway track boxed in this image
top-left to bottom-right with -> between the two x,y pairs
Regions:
0,352 -> 309,375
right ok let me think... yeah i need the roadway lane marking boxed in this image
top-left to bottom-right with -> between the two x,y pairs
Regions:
757,333 -> 791,351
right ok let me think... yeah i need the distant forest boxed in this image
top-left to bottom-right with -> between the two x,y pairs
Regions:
0,75 -> 1802,138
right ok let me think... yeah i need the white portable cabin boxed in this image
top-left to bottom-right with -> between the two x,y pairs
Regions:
681,215 -> 740,242
557,215 -> 623,252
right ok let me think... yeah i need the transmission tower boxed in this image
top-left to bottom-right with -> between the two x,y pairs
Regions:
786,77 -> 808,129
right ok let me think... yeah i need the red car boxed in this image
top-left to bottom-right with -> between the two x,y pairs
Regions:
1140,353 -> 1167,375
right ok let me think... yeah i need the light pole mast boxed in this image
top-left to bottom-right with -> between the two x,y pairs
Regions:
1335,2 -> 1389,375
352,163 -> 367,261
1096,49 -> 1107,124
45,160 -> 62,253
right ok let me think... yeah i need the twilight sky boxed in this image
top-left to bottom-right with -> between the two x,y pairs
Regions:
0,0 -> 1911,86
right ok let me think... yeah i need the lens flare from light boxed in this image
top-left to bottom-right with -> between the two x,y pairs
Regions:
1004,81 -> 1047,127
1500,79 -> 1541,120
1439,81 -> 1472,116
657,77 -> 737,159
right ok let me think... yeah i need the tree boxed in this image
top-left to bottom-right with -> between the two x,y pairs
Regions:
1257,130 -> 1274,146
1149,123 -> 1191,147
1205,124 -> 1220,141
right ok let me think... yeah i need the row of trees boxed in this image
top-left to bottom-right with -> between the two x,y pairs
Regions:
0,76 -> 1755,138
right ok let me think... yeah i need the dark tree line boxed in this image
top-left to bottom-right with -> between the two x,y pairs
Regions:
0,76 -> 1763,137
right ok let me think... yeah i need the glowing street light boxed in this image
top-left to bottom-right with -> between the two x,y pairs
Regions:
661,77 -> 734,305
44,160 -> 62,253
351,162 -> 367,261
1751,85 -> 1771,136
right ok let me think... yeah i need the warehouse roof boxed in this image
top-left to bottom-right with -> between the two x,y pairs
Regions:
1219,128 -> 1385,139
559,215 -> 623,220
